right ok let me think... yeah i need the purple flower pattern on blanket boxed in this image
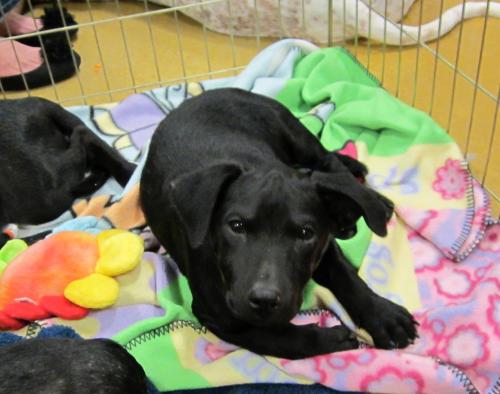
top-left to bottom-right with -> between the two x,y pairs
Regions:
363,243 -> 394,286
398,179 -> 491,261
109,94 -> 167,150
368,165 -> 419,194
194,338 -> 238,365
92,82 -> 204,152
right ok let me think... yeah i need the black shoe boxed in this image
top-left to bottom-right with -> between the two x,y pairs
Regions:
15,6 -> 78,47
0,34 -> 81,91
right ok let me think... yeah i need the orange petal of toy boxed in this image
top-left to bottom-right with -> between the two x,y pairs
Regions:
4,302 -> 50,321
0,232 -> 98,309
39,295 -> 89,320
0,310 -> 25,330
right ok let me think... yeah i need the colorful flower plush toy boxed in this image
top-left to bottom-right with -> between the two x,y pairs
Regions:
0,230 -> 144,330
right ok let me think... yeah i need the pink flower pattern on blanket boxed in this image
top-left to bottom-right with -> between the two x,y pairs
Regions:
433,268 -> 477,299
486,294 -> 500,337
443,324 -> 489,368
360,366 -> 425,394
432,159 -> 468,199
280,224 -> 500,393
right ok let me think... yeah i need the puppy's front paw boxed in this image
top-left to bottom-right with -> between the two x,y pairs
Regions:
325,325 -> 359,352
360,297 -> 418,349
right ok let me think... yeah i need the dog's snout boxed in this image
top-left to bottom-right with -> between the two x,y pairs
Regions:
248,287 -> 281,312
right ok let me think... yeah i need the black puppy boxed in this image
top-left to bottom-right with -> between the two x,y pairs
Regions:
0,338 -> 148,394
0,98 -> 135,243
141,88 -> 418,359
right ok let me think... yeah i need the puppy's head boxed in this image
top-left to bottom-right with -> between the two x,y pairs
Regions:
169,159 -> 393,327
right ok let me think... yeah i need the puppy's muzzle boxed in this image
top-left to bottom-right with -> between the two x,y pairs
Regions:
248,286 -> 281,314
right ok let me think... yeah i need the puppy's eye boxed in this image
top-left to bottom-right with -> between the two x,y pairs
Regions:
336,226 -> 357,240
229,220 -> 245,234
298,227 -> 315,241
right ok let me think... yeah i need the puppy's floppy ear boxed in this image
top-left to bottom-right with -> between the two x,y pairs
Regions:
168,162 -> 242,248
331,152 -> 368,181
318,151 -> 369,183
312,171 -> 394,237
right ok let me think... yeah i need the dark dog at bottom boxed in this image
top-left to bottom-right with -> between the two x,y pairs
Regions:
0,97 -> 136,247
141,88 -> 418,359
0,338 -> 148,394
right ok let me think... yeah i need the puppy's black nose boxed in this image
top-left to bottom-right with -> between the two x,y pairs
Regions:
248,288 -> 281,312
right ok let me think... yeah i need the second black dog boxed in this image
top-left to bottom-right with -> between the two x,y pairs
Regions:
140,88 -> 418,359
0,97 -> 135,240
0,338 -> 148,394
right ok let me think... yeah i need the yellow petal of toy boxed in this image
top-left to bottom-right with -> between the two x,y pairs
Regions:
64,274 -> 119,309
95,232 -> 144,277
97,229 -> 127,244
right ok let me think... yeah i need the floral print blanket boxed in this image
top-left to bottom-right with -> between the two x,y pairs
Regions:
7,40 -> 499,393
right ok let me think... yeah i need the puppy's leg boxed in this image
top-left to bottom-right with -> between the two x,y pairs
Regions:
53,127 -> 119,197
71,169 -> 110,196
271,103 -> 366,176
48,103 -> 136,187
313,242 -> 418,349
203,320 -> 358,360
73,125 -> 136,187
